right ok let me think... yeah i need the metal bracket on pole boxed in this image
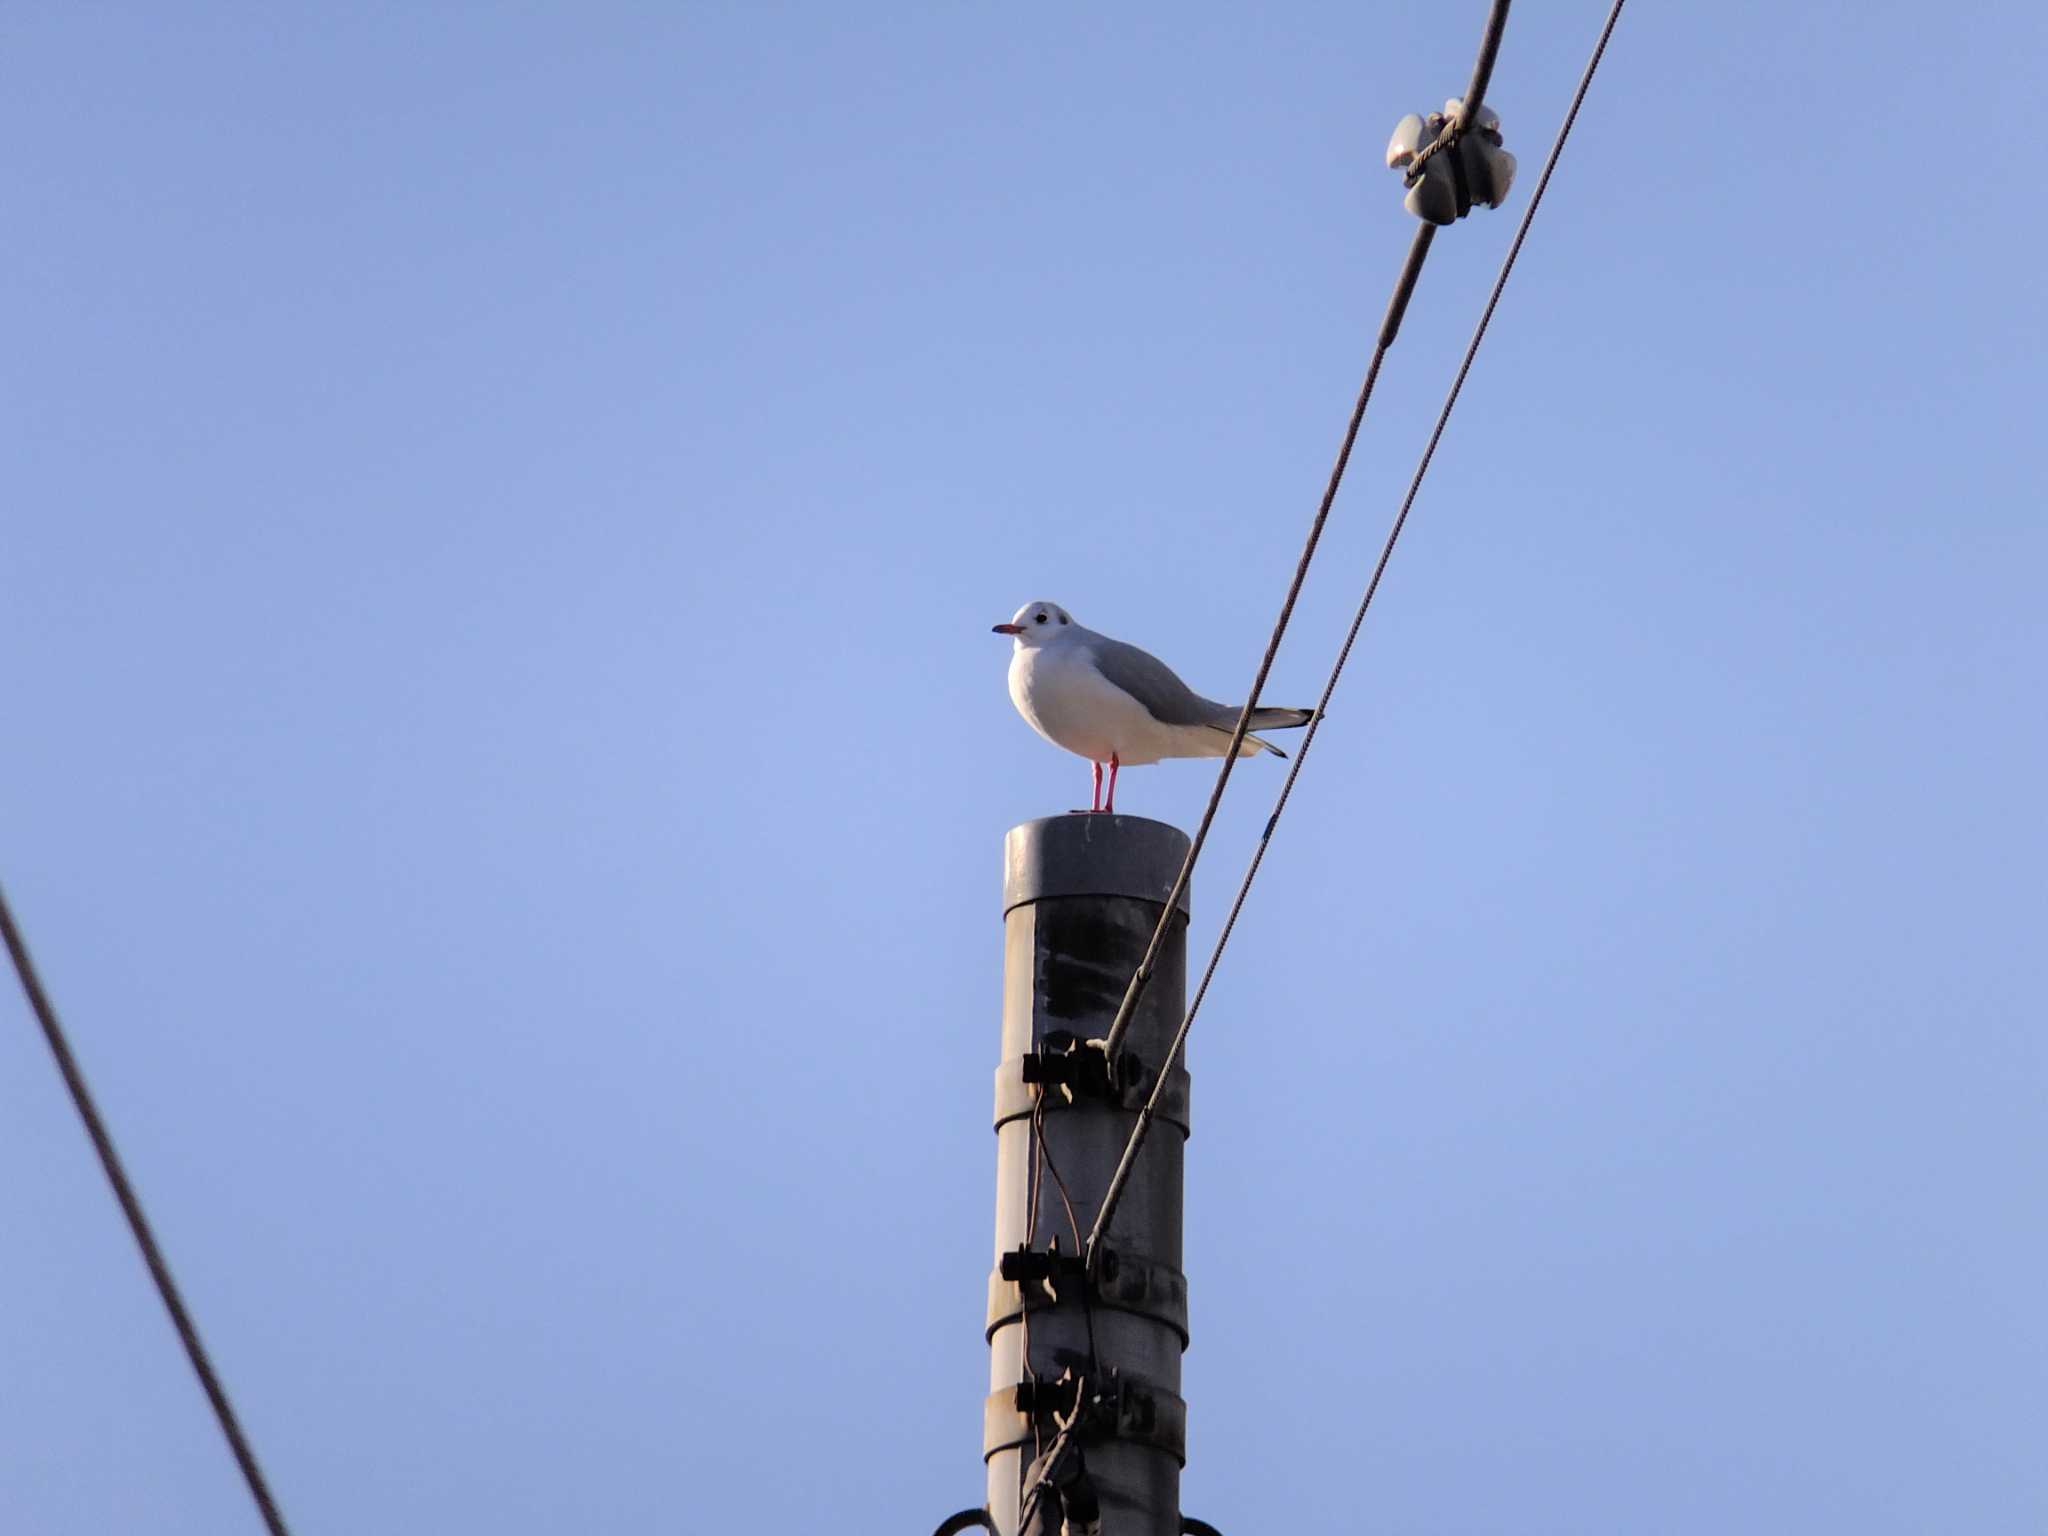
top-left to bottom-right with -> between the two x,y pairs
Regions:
988,1242 -> 1189,1344
994,1047 -> 1189,1131
995,1242 -> 1092,1318
1020,1031 -> 1116,1101
987,1367 -> 1189,1464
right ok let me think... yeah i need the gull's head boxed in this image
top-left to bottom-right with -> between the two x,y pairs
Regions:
992,600 -> 1076,647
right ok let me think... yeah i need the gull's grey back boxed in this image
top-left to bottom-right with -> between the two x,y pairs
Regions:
1083,629 -> 1231,728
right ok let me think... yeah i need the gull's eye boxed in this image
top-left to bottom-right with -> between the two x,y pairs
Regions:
1034,612 -> 1048,624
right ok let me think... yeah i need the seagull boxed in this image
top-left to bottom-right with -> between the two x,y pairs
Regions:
992,600 -> 1313,814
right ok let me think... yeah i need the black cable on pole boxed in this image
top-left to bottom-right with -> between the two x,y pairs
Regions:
0,884 -> 294,1536
1019,1109 -> 1048,1508
1087,0 -> 1629,1267
1029,1091 -> 1102,1365
1096,0 -> 1522,1073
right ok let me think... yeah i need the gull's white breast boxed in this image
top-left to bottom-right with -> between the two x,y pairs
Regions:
1007,642 -> 1182,766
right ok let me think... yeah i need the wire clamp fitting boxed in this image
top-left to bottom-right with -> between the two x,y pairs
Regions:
1020,1032 -> 1116,1102
1013,1367 -> 1089,1425
1385,98 -> 1516,224
989,1367 -> 1189,1464
999,1239 -> 1090,1305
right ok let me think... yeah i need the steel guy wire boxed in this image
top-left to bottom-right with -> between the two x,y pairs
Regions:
1086,0 -> 1631,1265
1,883 -> 294,1536
1458,0 -> 1514,132
1097,0 -> 1517,1071
1088,229 -> 1430,1070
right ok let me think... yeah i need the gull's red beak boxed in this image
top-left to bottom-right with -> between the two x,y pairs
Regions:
991,622 -> 1023,635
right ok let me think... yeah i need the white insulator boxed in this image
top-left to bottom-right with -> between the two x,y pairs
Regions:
1386,100 -> 1514,223
1385,112 -> 1428,170
1470,142 -> 1516,208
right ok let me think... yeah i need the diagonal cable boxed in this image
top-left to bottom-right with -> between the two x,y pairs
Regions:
1096,0 -> 1515,1070
1,884 -> 294,1536
1013,1385 -> 1090,1536
1087,0 -> 1630,1264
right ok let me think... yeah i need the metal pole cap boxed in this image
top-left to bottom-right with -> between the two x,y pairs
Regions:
1002,815 -> 1193,919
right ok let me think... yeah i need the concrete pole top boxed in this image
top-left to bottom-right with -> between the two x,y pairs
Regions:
1003,815 -> 1193,919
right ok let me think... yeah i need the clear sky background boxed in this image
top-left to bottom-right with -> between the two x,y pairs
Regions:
4,2 -> 2044,1532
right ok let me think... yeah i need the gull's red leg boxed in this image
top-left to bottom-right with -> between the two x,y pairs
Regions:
1090,760 -> 1103,813
1106,753 -> 1120,814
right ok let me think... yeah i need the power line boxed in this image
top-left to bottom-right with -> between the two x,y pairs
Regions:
0,884 -> 294,1536
1087,0 -> 1631,1265
1096,0 -> 1516,1072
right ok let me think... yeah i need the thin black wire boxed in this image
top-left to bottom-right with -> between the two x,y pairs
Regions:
1032,1096 -> 1083,1253
1031,1094 -> 1099,1367
1019,1105 -> 1047,1508
1087,0 -> 1629,1265
1096,0 -> 1519,1072
0,884 -> 293,1536
1016,1090 -> 1100,1509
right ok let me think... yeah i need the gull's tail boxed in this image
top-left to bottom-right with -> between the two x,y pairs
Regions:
1207,706 -> 1317,759
1245,706 -> 1313,732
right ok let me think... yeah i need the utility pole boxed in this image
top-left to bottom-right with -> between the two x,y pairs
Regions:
982,814 -> 1192,1536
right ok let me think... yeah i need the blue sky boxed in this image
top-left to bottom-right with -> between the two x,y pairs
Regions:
4,2 -> 2044,1532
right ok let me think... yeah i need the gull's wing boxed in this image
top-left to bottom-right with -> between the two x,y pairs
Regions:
1086,634 -> 1233,728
